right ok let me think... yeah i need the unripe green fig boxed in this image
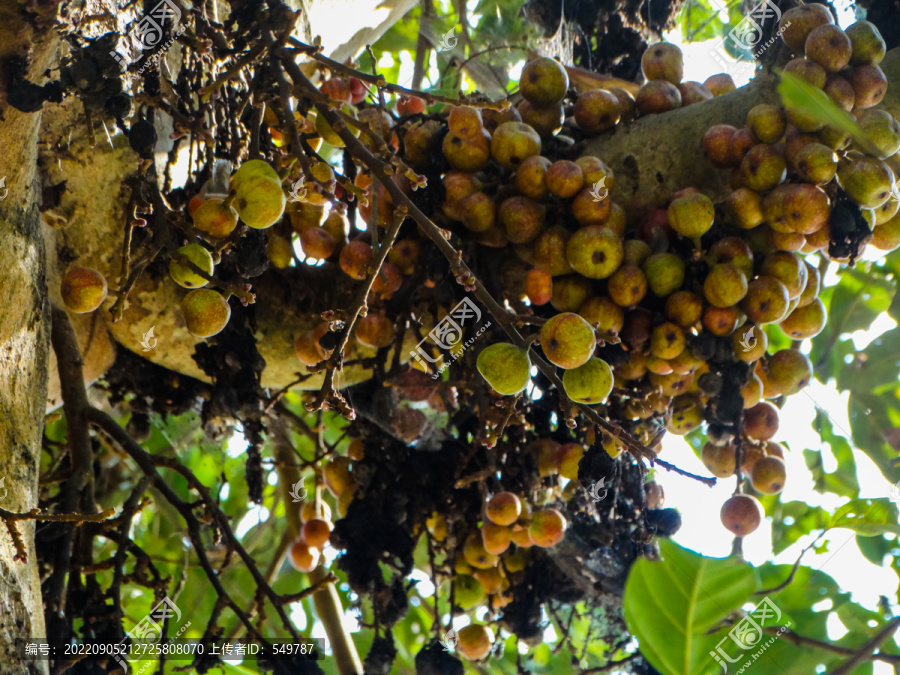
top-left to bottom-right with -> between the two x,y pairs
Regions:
540,312 -> 596,369
853,109 -> 900,159
476,342 -> 532,395
837,152 -> 894,209
232,159 -> 279,191
562,357 -> 613,403
61,267 -> 108,313
180,289 -> 231,338
642,252 -> 685,297
846,20 -> 886,66
235,175 -> 286,229
667,192 -> 714,238
169,243 -> 214,289
566,225 -> 622,279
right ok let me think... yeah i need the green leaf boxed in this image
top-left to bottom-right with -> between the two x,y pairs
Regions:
829,498 -> 900,536
777,71 -> 882,157
623,539 -> 758,675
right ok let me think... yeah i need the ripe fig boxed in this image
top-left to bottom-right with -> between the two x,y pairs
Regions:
607,265 -> 648,307
665,290 -> 703,328
760,348 -> 812,395
641,42 -> 684,84
720,494 -> 763,536
780,3 -> 834,52
517,100 -> 565,137
849,64 -> 887,108
525,268 -> 553,305
678,81 -> 713,106
750,456 -> 787,494
515,155 -> 551,199
500,196 -> 546,243
339,240 -> 374,279
490,121 -> 541,170
546,160 -> 584,198
579,296 -> 624,334
529,508 -> 567,547
741,276 -> 791,324
635,80 -> 682,114
701,442 -> 737,478
457,624 -> 493,660
519,57 -> 569,106
61,267 -> 108,313
805,24 -> 852,72
193,198 -> 239,238
574,89 -> 621,133
725,187 -> 764,229
703,125 -> 738,168
531,226 -> 572,276
480,521 -> 512,555
650,321 -> 685,360
780,297 -> 826,338
704,73 -> 736,96
442,128 -> 492,172
551,275 -> 592,312
180,289 -> 231,338
485,492 -> 522,526
476,342 -> 532,395
741,144 -> 787,192
744,400 -> 780,440
355,313 -> 394,349
540,312 -> 596,369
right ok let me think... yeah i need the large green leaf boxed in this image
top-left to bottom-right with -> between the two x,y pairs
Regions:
623,539 -> 758,675
829,498 -> 900,536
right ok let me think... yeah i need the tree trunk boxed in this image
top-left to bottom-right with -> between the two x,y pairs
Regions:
0,2 -> 57,671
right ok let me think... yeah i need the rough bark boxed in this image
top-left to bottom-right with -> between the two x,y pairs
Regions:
0,2 -> 56,672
